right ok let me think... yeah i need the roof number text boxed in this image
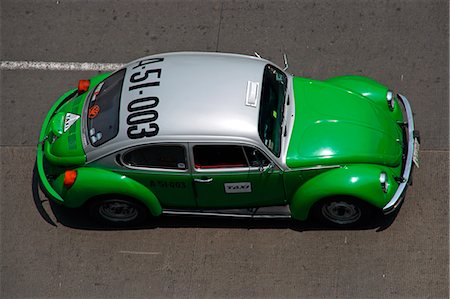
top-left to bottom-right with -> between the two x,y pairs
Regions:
126,58 -> 164,139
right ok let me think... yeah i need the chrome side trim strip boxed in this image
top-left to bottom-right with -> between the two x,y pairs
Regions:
285,165 -> 341,172
382,94 -> 416,214
162,208 -> 292,219
299,165 -> 341,171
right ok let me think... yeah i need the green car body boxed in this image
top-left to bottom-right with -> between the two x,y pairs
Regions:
36,52 -> 419,226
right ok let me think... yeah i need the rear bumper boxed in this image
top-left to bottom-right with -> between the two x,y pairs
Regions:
36,89 -> 77,203
382,94 -> 419,214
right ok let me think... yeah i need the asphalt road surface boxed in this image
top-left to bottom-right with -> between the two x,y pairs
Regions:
1,1 -> 448,298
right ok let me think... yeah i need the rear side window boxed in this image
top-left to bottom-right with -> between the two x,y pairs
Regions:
122,145 -> 187,170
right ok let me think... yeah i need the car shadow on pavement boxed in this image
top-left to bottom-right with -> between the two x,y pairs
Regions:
32,165 -> 399,232
32,163 -> 58,227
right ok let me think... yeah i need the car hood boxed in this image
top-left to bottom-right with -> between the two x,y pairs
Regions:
286,77 -> 403,168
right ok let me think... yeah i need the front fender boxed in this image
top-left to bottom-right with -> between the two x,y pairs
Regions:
52,167 -> 162,216
326,76 -> 388,103
289,165 -> 397,221
325,76 -> 403,122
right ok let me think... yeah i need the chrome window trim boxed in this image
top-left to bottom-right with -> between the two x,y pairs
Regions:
120,142 -> 190,173
279,75 -> 295,168
189,142 -> 281,173
121,164 -> 190,173
382,94 -> 416,214
193,166 -> 250,173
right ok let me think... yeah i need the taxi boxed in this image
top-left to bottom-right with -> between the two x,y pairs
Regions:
36,52 -> 419,227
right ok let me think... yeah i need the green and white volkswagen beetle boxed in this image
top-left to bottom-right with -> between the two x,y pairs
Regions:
36,52 -> 419,227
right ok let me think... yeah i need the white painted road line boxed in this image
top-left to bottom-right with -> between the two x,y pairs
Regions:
118,250 -> 161,255
0,61 -> 125,71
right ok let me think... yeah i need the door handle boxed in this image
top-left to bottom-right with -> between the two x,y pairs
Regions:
194,177 -> 213,183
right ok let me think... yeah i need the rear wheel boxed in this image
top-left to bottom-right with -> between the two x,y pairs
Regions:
313,197 -> 373,227
88,196 -> 149,226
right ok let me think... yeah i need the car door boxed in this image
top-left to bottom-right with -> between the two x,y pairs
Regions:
119,143 -> 197,208
190,144 -> 286,208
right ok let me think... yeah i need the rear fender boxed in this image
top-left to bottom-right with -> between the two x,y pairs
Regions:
53,167 -> 162,216
289,165 -> 397,220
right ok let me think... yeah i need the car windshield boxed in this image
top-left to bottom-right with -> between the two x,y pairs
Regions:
87,69 -> 125,147
258,64 -> 287,157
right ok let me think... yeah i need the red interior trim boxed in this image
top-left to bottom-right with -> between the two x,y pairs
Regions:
195,163 -> 247,169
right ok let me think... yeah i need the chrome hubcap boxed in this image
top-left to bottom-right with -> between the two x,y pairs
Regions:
322,201 -> 361,225
98,200 -> 138,222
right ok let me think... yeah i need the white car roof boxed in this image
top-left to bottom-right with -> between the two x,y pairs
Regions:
85,52 -> 279,162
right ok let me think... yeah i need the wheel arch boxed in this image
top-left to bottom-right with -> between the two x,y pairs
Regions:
53,167 -> 162,216
289,165 -> 393,221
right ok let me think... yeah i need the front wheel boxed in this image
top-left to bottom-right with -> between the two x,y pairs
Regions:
312,197 -> 373,228
88,196 -> 149,226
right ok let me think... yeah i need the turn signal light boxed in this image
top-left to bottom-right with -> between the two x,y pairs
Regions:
78,80 -> 90,95
63,170 -> 77,188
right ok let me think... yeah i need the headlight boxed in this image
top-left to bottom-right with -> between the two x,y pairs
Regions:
386,90 -> 395,111
379,172 -> 389,193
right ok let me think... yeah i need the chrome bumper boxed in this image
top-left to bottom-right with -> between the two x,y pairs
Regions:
382,94 -> 419,214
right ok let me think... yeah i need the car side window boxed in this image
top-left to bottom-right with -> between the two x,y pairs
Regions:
243,146 -> 271,168
193,145 -> 248,169
122,145 -> 187,170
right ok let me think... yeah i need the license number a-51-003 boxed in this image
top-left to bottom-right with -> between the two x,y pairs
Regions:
126,58 -> 164,139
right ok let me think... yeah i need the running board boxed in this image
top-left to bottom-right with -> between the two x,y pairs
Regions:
162,205 -> 291,219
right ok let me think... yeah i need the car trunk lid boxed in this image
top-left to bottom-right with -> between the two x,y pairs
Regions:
43,92 -> 86,166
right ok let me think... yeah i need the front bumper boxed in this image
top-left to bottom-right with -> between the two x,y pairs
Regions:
36,89 -> 77,203
382,94 -> 419,214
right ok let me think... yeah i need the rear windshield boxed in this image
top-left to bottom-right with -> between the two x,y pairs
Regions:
87,69 -> 125,147
258,65 -> 287,157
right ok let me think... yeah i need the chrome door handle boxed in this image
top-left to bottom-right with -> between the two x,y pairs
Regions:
194,177 -> 213,183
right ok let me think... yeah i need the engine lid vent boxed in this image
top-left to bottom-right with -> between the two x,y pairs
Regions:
245,81 -> 259,107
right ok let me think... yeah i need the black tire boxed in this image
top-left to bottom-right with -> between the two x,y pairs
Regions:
88,196 -> 149,226
312,196 -> 373,228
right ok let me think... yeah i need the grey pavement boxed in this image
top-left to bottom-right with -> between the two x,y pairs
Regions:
1,0 -> 448,298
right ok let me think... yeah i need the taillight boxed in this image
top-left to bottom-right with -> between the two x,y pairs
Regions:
78,80 -> 90,95
63,170 -> 77,188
